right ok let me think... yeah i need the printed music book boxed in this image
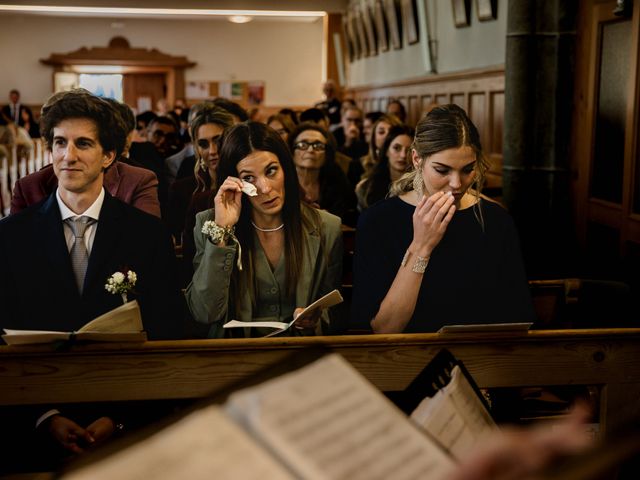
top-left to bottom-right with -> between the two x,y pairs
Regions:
1,300 -> 146,345
223,289 -> 344,337
61,349 -> 495,480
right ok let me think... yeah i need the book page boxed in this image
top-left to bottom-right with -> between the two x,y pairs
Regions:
78,300 -> 143,333
438,322 -> 532,334
2,302 -> 144,345
2,330 -> 70,345
223,290 -> 344,336
225,354 -> 456,480
63,405 -> 294,480
410,366 -> 497,461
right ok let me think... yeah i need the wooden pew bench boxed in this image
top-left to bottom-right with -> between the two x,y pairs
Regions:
2,328 -> 640,434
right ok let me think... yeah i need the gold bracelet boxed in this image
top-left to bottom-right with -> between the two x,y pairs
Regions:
412,255 -> 429,274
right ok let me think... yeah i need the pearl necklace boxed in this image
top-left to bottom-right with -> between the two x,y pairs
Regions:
251,221 -> 284,232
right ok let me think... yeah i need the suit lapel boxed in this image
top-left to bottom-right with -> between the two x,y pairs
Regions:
39,194 -> 80,299
295,221 -> 321,308
83,193 -> 123,295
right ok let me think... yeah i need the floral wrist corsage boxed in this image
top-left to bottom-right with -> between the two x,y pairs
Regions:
201,221 -> 242,271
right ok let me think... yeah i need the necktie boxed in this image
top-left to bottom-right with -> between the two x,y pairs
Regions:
65,216 -> 96,294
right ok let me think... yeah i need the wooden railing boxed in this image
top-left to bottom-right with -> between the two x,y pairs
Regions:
2,329 -> 640,434
0,139 -> 49,217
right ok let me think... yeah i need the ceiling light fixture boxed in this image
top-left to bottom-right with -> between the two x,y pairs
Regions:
0,5 -> 325,18
228,15 -> 252,24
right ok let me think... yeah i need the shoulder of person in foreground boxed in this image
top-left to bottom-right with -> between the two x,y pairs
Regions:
9,164 -> 56,214
304,204 -> 342,239
108,161 -> 161,218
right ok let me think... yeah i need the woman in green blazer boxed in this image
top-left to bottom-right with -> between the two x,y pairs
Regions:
186,121 -> 343,337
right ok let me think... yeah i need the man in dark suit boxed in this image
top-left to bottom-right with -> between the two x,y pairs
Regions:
1,89 -> 33,126
10,96 -> 162,217
0,88 -> 183,463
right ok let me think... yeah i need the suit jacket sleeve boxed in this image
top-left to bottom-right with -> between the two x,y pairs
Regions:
185,210 -> 236,328
316,212 -> 343,334
138,221 -> 185,340
9,178 -> 28,215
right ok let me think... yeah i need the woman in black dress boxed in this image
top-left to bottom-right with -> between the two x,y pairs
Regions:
351,104 -> 536,333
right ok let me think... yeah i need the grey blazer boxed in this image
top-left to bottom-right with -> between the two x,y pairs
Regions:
186,206 -> 343,337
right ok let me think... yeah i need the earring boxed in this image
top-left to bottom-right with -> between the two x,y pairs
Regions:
413,172 -> 424,198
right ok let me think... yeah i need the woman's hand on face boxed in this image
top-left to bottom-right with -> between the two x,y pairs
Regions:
214,177 -> 244,227
411,191 -> 456,257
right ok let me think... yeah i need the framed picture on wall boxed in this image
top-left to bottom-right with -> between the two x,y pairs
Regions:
348,10 -> 362,59
374,0 -> 389,52
384,0 -> 403,50
342,15 -> 355,62
452,0 -> 471,28
401,0 -> 419,45
355,7 -> 370,57
363,1 -> 378,56
476,0 -> 497,21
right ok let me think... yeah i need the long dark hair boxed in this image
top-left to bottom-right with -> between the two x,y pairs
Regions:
361,124 -> 414,208
216,121 -> 308,301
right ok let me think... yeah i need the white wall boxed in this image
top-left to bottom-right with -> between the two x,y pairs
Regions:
348,0 -> 507,87
0,14 -> 324,107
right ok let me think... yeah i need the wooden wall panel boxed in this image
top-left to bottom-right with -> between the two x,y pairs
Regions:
451,93 -> 465,108
348,66 -> 505,189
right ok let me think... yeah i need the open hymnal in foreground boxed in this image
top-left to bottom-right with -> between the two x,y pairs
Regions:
223,289 -> 343,337
62,351 -> 500,480
2,300 -> 146,345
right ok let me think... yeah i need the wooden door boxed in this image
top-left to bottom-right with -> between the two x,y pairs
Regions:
123,73 -> 166,114
572,0 -> 640,265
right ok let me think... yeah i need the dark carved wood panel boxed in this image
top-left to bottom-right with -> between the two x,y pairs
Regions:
348,66 -> 505,189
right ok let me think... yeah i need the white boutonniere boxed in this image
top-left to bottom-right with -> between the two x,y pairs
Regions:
105,269 -> 137,304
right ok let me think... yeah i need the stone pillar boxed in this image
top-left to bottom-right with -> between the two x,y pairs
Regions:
503,0 -> 578,277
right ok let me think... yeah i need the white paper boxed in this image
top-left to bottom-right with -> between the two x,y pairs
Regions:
225,354 -> 455,480
410,366 -> 497,460
223,289 -> 343,337
63,405 -> 294,480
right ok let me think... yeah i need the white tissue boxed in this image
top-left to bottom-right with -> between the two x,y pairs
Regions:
241,181 -> 257,196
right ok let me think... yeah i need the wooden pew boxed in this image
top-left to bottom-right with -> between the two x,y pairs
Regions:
1,329 -> 640,434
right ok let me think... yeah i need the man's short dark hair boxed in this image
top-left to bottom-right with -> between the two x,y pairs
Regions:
136,110 -> 157,128
148,115 -> 179,131
211,97 -> 249,122
10,89 -> 20,96
40,88 -> 127,158
102,97 -> 135,133
299,107 -> 328,124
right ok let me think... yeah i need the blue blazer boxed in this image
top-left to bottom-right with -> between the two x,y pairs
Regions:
0,191 -> 184,340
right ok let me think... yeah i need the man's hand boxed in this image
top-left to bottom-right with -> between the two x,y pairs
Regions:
48,415 -> 95,454
86,416 -> 116,444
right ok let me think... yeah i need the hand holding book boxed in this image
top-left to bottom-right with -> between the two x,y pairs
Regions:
223,289 -> 343,337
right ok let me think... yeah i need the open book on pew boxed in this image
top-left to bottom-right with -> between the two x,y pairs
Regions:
223,289 -> 343,337
61,349 -> 496,480
2,300 -> 146,345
